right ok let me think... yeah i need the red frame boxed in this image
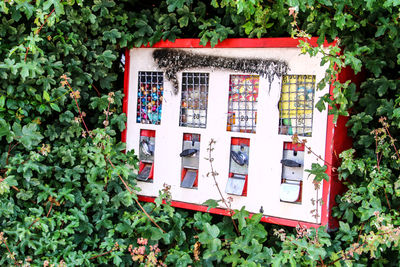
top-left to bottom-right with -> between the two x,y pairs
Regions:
123,38 -> 353,230
138,129 -> 156,181
180,133 -> 200,188
282,142 -> 305,203
229,137 -> 250,196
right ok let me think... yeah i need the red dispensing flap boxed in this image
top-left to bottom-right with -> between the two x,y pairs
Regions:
140,129 -> 155,138
183,133 -> 201,141
231,137 -> 250,146
283,142 -> 305,151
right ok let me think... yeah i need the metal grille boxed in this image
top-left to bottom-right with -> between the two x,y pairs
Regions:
278,75 -> 315,137
179,73 -> 209,128
136,71 -> 164,125
226,75 -> 259,133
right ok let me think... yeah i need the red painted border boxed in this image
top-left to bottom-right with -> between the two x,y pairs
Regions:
124,38 -> 349,229
121,49 -> 130,143
138,195 -> 321,228
144,37 -> 334,48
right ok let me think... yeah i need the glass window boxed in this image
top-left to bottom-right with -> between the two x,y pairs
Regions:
136,71 -> 164,125
179,72 -> 209,128
278,75 -> 315,137
227,75 -> 259,133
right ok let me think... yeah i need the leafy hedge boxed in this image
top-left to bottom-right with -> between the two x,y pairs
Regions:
0,0 -> 400,266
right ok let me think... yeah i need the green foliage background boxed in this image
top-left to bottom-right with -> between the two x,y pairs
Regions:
0,0 -> 400,266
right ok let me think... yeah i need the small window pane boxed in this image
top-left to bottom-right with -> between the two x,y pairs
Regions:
136,71 -> 164,125
278,75 -> 315,137
179,73 -> 209,128
227,75 -> 259,133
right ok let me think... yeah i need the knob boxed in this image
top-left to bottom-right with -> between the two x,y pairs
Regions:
180,148 -> 198,157
231,150 -> 248,166
280,159 -> 302,167
140,139 -> 154,156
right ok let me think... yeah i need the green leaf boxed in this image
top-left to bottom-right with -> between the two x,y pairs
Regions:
110,113 -> 126,131
149,227 -> 164,240
113,255 -> 122,265
43,0 -> 65,15
206,223 -> 220,238
102,29 -> 121,44
16,1 -> 35,19
167,0 -> 191,12
0,95 -> 5,108
178,16 -> 189,28
98,50 -> 117,68
393,107 -> 400,118
50,103 -> 61,112
13,123 -> 44,149
242,21 -> 254,34
306,163 -> 329,182
43,91 -> 50,102
203,199 -> 220,211
0,119 -> 11,141
232,207 -> 249,231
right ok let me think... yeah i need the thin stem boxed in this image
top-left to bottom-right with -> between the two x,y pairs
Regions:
24,47 -> 29,62
3,240 -> 19,266
105,157 -> 166,233
383,188 -> 391,210
306,145 -> 336,171
22,8 -> 55,61
91,84 -> 101,96
15,218 -> 40,246
1,142 -> 21,192
66,81 -> 90,135
35,8 -> 56,35
7,142 -> 19,164
105,101 -> 111,128
46,202 -> 53,217
319,255 -> 325,267
315,187 -> 320,222
90,245 -> 117,260
0,176 -> 19,192
375,132 -> 381,171
384,126 -> 400,160
207,140 -> 240,235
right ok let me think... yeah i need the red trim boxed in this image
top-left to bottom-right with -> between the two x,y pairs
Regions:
321,65 -> 356,229
140,129 -> 156,138
242,174 -> 248,196
183,133 -> 201,141
144,38 -> 334,48
283,142 -> 305,152
138,195 -> 321,228
231,137 -> 250,146
121,49 -> 130,143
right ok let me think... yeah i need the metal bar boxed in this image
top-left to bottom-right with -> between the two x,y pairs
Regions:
179,72 -> 209,128
227,75 -> 258,133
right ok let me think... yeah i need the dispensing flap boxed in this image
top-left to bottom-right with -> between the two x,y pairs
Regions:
137,164 -> 152,181
225,174 -> 246,195
181,169 -> 197,188
280,180 -> 301,202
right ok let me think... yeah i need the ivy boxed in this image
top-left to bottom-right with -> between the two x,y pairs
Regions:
0,0 -> 400,265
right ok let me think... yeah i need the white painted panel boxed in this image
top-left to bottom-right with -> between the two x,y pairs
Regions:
126,47 -> 329,224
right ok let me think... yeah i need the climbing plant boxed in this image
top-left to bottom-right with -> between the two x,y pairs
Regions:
0,0 -> 400,266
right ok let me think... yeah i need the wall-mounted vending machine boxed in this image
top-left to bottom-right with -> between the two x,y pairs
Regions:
122,38 -> 355,229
